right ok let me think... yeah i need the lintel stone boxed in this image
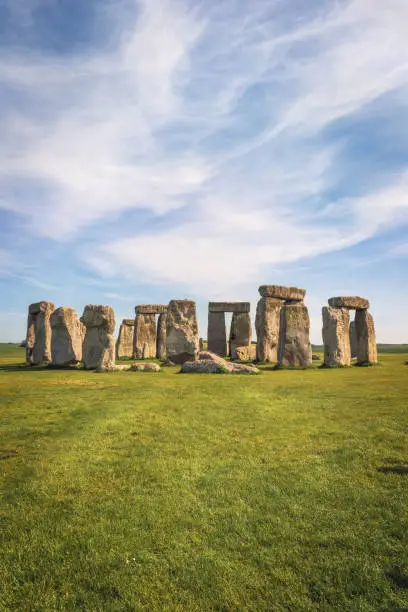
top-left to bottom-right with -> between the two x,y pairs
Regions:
208,302 -> 250,313
135,304 -> 168,314
258,285 -> 305,301
328,296 -> 370,310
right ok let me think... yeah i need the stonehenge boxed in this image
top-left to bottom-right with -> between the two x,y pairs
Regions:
323,297 -> 377,366
116,319 -> 135,359
80,305 -> 115,370
26,301 -> 55,365
207,302 -> 251,357
133,304 -> 168,360
166,300 -> 199,364
50,307 -> 84,366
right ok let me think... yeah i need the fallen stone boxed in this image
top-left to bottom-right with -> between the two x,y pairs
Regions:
278,303 -> 312,367
198,350 -> 228,365
229,312 -> 252,359
207,311 -> 227,356
355,310 -> 378,364
233,345 -> 256,361
328,296 -> 370,310
258,285 -> 305,301
229,362 -> 260,374
135,304 -> 168,314
134,313 -> 157,359
97,363 -> 131,372
322,307 -> 351,367
50,307 -> 84,366
81,305 -> 115,370
130,362 -> 161,372
166,300 -> 199,364
180,360 -> 229,373
255,297 -> 282,362
156,312 -> 167,360
208,302 -> 250,313
116,319 -> 135,359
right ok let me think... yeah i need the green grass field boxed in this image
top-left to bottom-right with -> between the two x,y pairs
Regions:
1,344 -> 407,611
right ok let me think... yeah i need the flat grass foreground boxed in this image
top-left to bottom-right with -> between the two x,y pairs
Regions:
1,344 -> 407,611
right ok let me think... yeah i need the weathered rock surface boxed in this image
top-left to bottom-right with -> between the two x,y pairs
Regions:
156,313 -> 167,360
349,320 -> 357,358
259,285 -> 305,301
355,310 -> 378,364
208,302 -> 250,313
166,300 -> 199,364
50,307 -> 84,366
229,312 -> 252,359
130,362 -> 161,372
134,313 -> 157,359
255,297 -> 282,362
278,303 -> 312,367
135,304 -> 168,314
116,319 -> 135,359
322,307 -> 351,367
233,345 -> 257,361
198,350 -> 228,365
27,301 -> 55,365
181,354 -> 259,374
81,305 -> 115,370
207,311 -> 227,356
328,296 -> 370,310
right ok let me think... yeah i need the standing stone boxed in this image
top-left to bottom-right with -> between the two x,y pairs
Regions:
355,310 -> 378,364
156,313 -> 167,360
116,319 -> 135,359
27,301 -> 55,365
230,312 -> 252,359
25,313 -> 36,364
81,305 -> 115,370
50,307 -> 84,366
134,313 -> 157,359
166,300 -> 199,364
208,311 -> 228,356
255,297 -> 282,362
278,302 -> 312,367
322,307 -> 351,367
349,320 -> 357,358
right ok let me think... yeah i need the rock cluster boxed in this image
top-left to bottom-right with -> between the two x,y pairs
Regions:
207,302 -> 251,358
133,305 -> 168,360
322,297 -> 377,366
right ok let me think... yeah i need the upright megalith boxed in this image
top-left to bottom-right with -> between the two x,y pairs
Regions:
81,305 -> 115,370
50,307 -> 84,366
166,300 -> 199,364
134,313 -> 157,359
255,297 -> 282,362
116,319 -> 135,359
278,302 -> 312,367
355,309 -> 378,364
208,311 -> 227,356
156,312 -> 167,360
230,312 -> 252,359
349,320 -> 357,358
322,307 -> 351,367
26,301 -> 55,365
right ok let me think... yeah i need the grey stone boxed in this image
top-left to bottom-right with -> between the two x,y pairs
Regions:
349,320 -> 357,358
322,307 -> 351,367
116,319 -> 135,359
255,297 -> 282,362
27,301 -> 55,365
166,300 -> 199,364
207,311 -> 227,356
208,302 -> 250,313
229,312 -> 252,359
50,307 -> 84,366
328,296 -> 370,310
233,345 -> 256,361
259,285 -> 305,301
156,313 -> 167,360
130,362 -> 161,372
133,313 -> 156,359
278,303 -> 312,367
355,310 -> 378,364
25,313 -> 36,364
81,305 -> 115,370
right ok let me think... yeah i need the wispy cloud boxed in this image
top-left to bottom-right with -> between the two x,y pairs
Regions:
1,0 -> 408,298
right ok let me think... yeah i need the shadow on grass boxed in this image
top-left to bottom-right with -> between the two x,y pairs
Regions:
386,566 -> 408,589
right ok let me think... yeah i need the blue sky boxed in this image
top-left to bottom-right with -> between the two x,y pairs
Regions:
1,0 -> 408,343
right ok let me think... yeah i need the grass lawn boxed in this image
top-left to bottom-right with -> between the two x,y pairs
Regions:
0,344 -> 407,611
